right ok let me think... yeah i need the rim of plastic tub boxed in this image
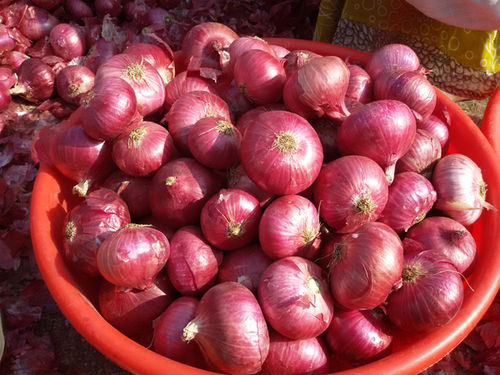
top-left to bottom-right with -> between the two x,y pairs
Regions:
30,39 -> 500,375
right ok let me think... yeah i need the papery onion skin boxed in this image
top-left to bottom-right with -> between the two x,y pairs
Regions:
200,188 -> 261,251
240,110 -> 323,195
0,67 -> 17,90
56,65 -> 95,106
167,226 -> 221,296
0,89 -> 10,112
258,256 -> 334,340
432,153 -> 494,226
329,222 -> 403,310
261,331 -> 330,375
13,58 -> 55,103
378,172 -> 437,233
337,100 -> 416,182
164,71 -> 216,110
124,43 -> 175,86
226,164 -> 275,208
112,121 -> 176,177
346,64 -> 373,104
49,23 -> 87,61
182,282 -> 269,375
18,6 -> 59,41
314,155 -> 389,233
1,51 -> 30,70
386,250 -> 464,333
84,38 -> 121,73
404,216 -> 477,274
418,114 -> 450,154
284,50 -> 322,76
63,188 -> 131,276
365,43 -> 421,79
259,195 -> 321,260
97,224 -> 170,290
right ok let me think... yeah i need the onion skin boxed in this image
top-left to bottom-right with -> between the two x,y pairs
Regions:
270,44 -> 290,59
56,65 -> 95,106
240,110 -> 323,195
183,282 -> 270,375
258,256 -> 334,340
328,222 -> 403,310
365,43 -> 421,79
386,250 -> 465,333
346,64 -> 373,104
314,155 -> 389,233
49,23 -> 87,61
283,49 -> 321,76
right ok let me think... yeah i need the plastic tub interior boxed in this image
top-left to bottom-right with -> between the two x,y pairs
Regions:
30,39 -> 500,375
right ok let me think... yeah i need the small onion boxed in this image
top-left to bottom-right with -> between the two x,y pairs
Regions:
365,43 -> 421,79
283,49 -> 321,76
346,64 -> 373,104
18,6 -> 59,41
56,65 -> 95,106
11,58 -> 55,103
65,0 -> 94,19
418,114 -> 450,153
395,129 -> 442,178
309,117 -> 341,162
222,36 -> 276,75
49,23 -> 87,61
226,164 -> 275,207
164,71 -> 216,110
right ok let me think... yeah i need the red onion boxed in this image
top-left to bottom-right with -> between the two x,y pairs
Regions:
314,155 -> 389,233
386,250 -> 464,333
233,49 -> 286,105
123,0 -> 150,29
226,164 -> 275,207
283,55 -> 350,119
153,296 -> 206,368
149,157 -> 220,228
165,90 -> 232,154
10,58 -> 55,103
404,216 -> 477,274
49,23 -> 87,61
164,71 -> 216,110
324,309 -> 393,364
31,0 -> 64,10
309,117 -> 341,162
167,226 -> 221,296
374,70 -> 437,121
183,282 -> 269,373
337,100 -> 416,182
55,65 -> 95,105
235,103 -> 287,137
97,224 -> 170,290
378,172 -> 437,233
80,77 -> 138,141
188,117 -> 241,169
259,195 -> 321,260
95,0 -> 122,18
433,153 -> 494,225
283,49 -> 321,76
222,36 -> 276,75
269,44 -> 290,59
65,0 -> 93,19
395,129 -> 442,178
103,170 -> 151,219
139,216 -> 175,241
258,256 -> 333,339
315,233 -> 350,270
200,188 -> 261,250
112,121 -> 176,177
96,53 -> 165,116
0,67 -> 16,89
99,270 -> 175,344
63,188 -> 131,276
18,6 -> 59,41
1,51 -> 30,69
214,79 -> 254,119
346,64 -> 373,104
0,25 -> 15,53
240,110 -> 323,195
0,89 -> 10,111
418,114 -> 450,153
328,222 -> 403,310
124,42 -> 175,86
84,38 -> 121,73
365,43 -> 421,79
217,244 -> 272,295
147,7 -> 169,28
262,331 -> 330,375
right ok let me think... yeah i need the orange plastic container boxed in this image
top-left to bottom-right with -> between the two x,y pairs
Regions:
30,39 -> 500,375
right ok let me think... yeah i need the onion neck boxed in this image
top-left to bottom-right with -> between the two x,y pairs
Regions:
65,221 -> 77,242
182,320 -> 199,343
227,222 -> 242,237
273,131 -> 297,154
216,120 -> 234,135
72,179 -> 91,197
478,181 -> 496,210
128,126 -> 146,148
165,176 -> 176,186
401,265 -> 423,284
306,276 -> 321,295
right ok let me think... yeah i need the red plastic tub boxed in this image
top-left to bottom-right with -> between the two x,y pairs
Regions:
481,84 -> 500,155
30,39 -> 500,374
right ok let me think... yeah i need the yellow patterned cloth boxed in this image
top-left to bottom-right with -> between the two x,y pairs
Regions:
314,0 -> 500,99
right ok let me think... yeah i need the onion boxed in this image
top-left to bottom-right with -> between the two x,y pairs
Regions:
65,0 -> 93,19
1,51 -> 30,70
123,0 -> 151,29
0,89 -> 10,112
309,117 -> 341,162
18,6 -> 59,41
124,42 -> 175,86
240,110 -> 323,195
269,44 -> 290,59
200,188 -> 261,250
337,100 -> 416,182
84,38 -> 121,73
222,36 -> 276,75
10,58 -> 55,103
226,164 -> 275,207
283,49 -> 321,76
56,65 -> 95,105
418,114 -> 450,154
147,7 -> 169,29
386,250 -> 465,333
258,256 -> 333,339
149,157 -> 220,228
0,25 -> 15,53
235,103 -> 287,137
315,232 -> 351,270
262,331 -> 330,375
138,216 -> 176,241
188,117 -> 241,169
95,0 -> 122,18
324,309 -> 393,364
259,195 -> 321,260
102,170 -> 151,219
182,282 -> 269,374
432,153 -> 494,225
96,53 -> 165,116
112,121 -> 176,177
404,216 -> 477,274
214,79 -> 254,119
374,70 -> 437,121
0,67 -> 16,90
164,71 -> 216,110
153,296 -> 206,368
328,222 -> 403,310
346,64 -> 373,104
378,172 -> 437,233
97,224 -> 170,290
314,155 -> 389,233
283,55 -> 350,119
63,188 -> 131,276
217,244 -> 272,294
395,129 -> 442,178
365,43 -> 421,79
80,77 -> 138,141
165,90 -> 232,154
49,23 -> 87,61
167,226 -> 221,296
31,0 -> 64,10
